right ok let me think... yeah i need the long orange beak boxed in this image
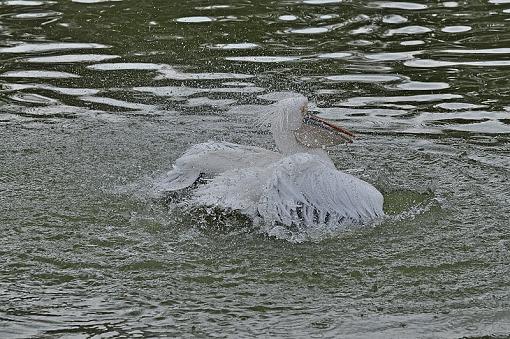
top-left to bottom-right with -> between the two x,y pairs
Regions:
303,114 -> 356,143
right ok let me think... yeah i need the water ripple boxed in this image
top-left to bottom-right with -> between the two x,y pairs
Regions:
1,1 -> 510,338
368,1 -> 428,10
225,56 -> 301,63
385,25 -> 432,36
10,11 -> 61,19
317,52 -> 352,59
338,93 -> 463,107
209,43 -> 259,50
1,0 -> 510,336
441,26 -> 472,33
0,42 -> 108,53
395,81 -> 450,91
0,1 -> 55,5
0,70 -> 80,78
325,74 -> 402,82
175,16 -> 215,23
288,27 -> 330,34
440,48 -> 510,54
25,54 -> 119,63
405,59 -> 510,68
303,0 -> 343,4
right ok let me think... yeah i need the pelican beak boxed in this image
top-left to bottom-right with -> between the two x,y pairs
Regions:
302,114 -> 355,143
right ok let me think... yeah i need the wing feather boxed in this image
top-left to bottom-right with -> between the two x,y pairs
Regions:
156,141 -> 280,192
258,153 -> 383,228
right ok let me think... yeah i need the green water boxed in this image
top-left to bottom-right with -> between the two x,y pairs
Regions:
1,0 -> 509,337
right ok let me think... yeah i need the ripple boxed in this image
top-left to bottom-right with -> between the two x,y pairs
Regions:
303,0 -> 343,4
2,1 -> 510,337
133,85 -> 263,99
434,102 -> 487,110
386,26 -> 432,36
48,87 -> 99,96
317,107 -> 408,119
443,1 -> 459,7
1,83 -> 99,96
214,86 -> 264,93
175,16 -> 215,23
0,42 -> 108,53
444,120 -> 510,134
366,51 -> 421,61
186,97 -> 237,108
405,59 -> 510,68
0,70 -> 80,78
325,74 -> 401,82
90,62 -> 255,81
369,1 -> 428,10
3,103 -> 101,119
258,91 -> 303,101
279,15 -> 298,21
72,0 -> 122,3
339,93 -> 462,106
195,5 -> 230,9
10,93 -> 58,105
209,43 -> 259,50
440,48 -> 510,54
222,81 -> 254,87
319,14 -> 338,19
0,0 -> 55,5
11,11 -> 61,19
25,54 -> 119,63
133,86 -> 206,97
288,27 -> 330,34
87,62 -> 251,81
88,62 -> 163,70
225,56 -> 300,63
156,67 -> 253,80
396,81 -> 450,90
382,14 -> 408,24
348,39 -> 374,46
350,25 -> 377,35
441,26 -> 472,33
405,60 -> 455,68
400,40 -> 425,46
317,52 -> 352,59
81,96 -> 154,110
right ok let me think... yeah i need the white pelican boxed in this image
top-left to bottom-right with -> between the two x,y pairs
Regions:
157,95 -> 384,230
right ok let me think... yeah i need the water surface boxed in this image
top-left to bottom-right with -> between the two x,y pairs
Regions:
1,0 -> 509,337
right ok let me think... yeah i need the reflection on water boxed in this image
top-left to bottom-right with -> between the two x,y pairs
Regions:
1,0 -> 509,136
1,0 -> 510,338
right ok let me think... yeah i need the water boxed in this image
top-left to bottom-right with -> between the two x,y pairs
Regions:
1,0 -> 509,337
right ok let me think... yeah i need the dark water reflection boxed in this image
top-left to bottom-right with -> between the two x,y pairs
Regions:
1,0 -> 510,338
1,0 -> 510,134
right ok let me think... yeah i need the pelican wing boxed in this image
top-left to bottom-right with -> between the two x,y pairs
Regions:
174,141 -> 280,174
257,153 -> 384,228
155,141 -> 280,192
187,166 -> 270,214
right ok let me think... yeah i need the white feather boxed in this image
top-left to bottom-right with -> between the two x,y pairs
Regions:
155,96 -> 384,229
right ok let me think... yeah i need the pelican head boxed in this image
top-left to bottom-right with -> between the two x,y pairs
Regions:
276,96 -> 355,148
261,95 -> 355,155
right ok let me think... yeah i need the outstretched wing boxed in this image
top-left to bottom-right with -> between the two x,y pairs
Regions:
186,166 -> 270,215
257,153 -> 384,228
154,141 -> 280,192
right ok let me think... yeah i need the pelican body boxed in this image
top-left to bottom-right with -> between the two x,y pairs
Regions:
157,96 -> 384,230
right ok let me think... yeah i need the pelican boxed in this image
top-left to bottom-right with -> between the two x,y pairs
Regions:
156,95 -> 384,230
